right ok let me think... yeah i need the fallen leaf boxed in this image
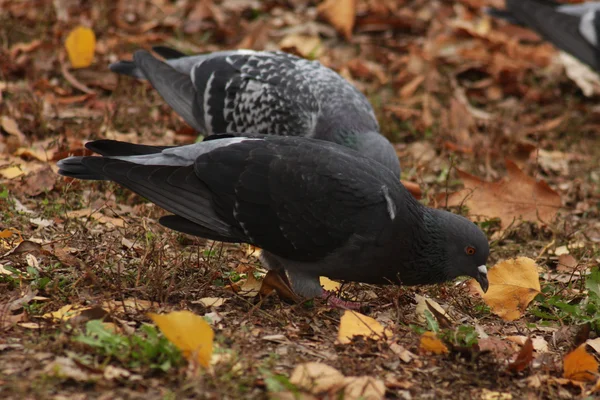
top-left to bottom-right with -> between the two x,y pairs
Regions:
563,344 -> 599,382
444,160 -> 561,230
239,272 -> 263,297
342,376 -> 386,400
43,304 -> 91,321
23,165 -> 57,196
506,335 -> 549,353
317,0 -> 356,39
338,310 -> 390,344
279,35 -> 322,58
66,208 -> 125,227
557,254 -> 578,273
1,116 -> 26,144
389,342 -> 416,363
559,52 -> 600,97
507,337 -> 534,373
470,257 -> 541,321
414,294 -> 452,328
419,331 -> 449,355
193,297 -> 227,308
65,26 -> 96,69
0,166 -> 25,179
148,310 -> 214,367
587,338 -> 600,354
43,357 -> 99,382
320,277 -> 341,292
290,362 -> 346,394
480,389 -> 513,400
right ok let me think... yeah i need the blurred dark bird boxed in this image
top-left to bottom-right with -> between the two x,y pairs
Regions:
486,0 -> 600,71
110,47 -> 401,177
58,135 -> 489,308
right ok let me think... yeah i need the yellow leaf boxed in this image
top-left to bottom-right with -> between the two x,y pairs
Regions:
0,166 -> 24,179
563,344 -> 599,382
320,277 -> 341,292
65,26 -> 96,69
148,310 -> 214,367
470,257 -> 541,321
338,310 -> 390,344
419,331 -> 449,355
42,304 -> 91,321
317,0 -> 356,40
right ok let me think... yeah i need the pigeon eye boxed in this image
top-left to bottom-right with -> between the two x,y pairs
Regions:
465,246 -> 476,255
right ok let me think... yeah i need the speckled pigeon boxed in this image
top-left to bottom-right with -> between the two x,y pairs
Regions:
486,0 -> 600,71
109,47 -> 401,177
57,135 -> 489,306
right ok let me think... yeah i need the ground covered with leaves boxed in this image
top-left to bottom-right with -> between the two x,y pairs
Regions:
1,0 -> 599,399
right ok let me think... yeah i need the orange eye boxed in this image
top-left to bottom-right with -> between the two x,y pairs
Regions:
465,246 -> 476,255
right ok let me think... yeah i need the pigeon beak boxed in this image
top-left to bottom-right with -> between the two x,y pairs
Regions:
476,265 -> 489,293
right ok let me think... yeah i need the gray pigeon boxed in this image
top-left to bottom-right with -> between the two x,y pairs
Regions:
486,0 -> 600,71
58,135 -> 489,306
109,47 -> 401,177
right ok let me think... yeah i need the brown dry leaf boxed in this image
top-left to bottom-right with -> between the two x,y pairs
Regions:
506,335 -> 548,353
66,208 -> 125,227
317,0 -> 356,40
507,337 -> 534,373
587,338 -> 600,354
290,362 -> 346,394
444,160 -> 561,230
414,294 -> 452,328
338,310 -> 391,344
478,337 -> 515,360
470,257 -> 541,321
193,297 -> 227,308
419,331 -> 449,355
43,357 -> 99,382
23,165 -> 57,196
279,35 -> 323,59
148,310 -> 214,367
557,254 -> 578,273
563,344 -> 599,382
65,26 -> 96,69
239,272 -> 263,297
342,376 -> 385,400
1,116 -> 27,145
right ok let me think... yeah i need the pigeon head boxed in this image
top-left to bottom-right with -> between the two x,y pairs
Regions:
430,209 -> 490,292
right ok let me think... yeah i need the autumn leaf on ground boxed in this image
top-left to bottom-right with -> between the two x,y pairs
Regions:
317,0 -> 356,40
320,277 -> 341,292
338,310 -> 391,344
419,332 -> 449,355
470,257 -> 541,321
289,362 -> 385,400
148,311 -> 214,367
289,362 -> 346,394
65,26 -> 96,68
443,159 -> 561,230
507,337 -> 534,373
563,344 -> 599,382
43,304 -> 92,321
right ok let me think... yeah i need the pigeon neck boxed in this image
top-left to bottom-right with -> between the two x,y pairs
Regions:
346,131 -> 401,178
